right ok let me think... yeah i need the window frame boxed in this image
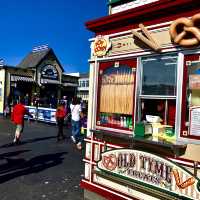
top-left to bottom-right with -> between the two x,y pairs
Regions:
136,53 -> 179,130
180,52 -> 200,141
96,59 -> 137,134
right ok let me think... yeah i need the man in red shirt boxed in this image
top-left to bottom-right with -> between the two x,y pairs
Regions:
11,98 -> 32,144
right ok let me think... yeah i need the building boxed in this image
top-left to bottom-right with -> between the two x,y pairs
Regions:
77,73 -> 89,101
81,0 -> 200,200
0,45 -> 78,114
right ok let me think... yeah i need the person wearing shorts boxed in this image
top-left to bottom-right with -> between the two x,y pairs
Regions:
11,98 -> 32,144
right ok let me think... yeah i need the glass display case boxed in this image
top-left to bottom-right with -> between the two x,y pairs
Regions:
96,60 -> 136,132
181,54 -> 200,140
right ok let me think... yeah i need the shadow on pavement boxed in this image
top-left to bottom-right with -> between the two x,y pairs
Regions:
0,136 -> 57,148
0,150 -> 31,173
0,152 -> 67,183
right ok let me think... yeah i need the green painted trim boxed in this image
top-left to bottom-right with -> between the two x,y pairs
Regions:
98,169 -> 193,200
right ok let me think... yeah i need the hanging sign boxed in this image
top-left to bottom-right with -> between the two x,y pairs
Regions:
97,149 -> 200,199
41,64 -> 58,80
92,36 -> 111,57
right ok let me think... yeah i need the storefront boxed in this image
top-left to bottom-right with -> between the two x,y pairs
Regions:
81,0 -> 200,199
0,46 -> 78,122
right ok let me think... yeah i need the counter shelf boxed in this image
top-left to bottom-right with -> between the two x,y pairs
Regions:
90,129 -> 187,157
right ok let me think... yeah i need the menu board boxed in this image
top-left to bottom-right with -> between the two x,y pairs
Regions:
189,106 -> 200,136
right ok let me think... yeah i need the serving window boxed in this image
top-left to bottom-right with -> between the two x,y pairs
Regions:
181,54 -> 200,140
96,60 -> 136,132
136,54 -> 178,139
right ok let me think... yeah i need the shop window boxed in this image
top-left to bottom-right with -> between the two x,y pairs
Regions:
181,54 -> 200,140
142,55 -> 177,96
138,54 -> 178,132
96,60 -> 136,131
86,80 -> 89,87
82,81 -> 86,87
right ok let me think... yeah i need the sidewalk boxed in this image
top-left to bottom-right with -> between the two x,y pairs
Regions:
0,117 -> 84,200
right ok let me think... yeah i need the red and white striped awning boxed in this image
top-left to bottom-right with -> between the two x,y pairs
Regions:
11,75 -> 34,82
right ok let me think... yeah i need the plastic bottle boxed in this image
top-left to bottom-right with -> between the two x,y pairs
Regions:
126,117 -> 130,129
120,116 -> 124,127
129,117 -> 133,130
123,116 -> 126,128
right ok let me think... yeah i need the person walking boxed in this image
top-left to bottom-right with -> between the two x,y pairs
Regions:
70,97 -> 82,150
11,98 -> 32,145
55,103 -> 66,141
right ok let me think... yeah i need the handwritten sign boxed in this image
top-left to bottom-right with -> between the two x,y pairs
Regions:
189,106 -> 200,136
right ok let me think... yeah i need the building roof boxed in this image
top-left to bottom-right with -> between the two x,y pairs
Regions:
17,47 -> 64,71
85,0 -> 198,35
79,73 -> 89,78
63,72 -> 80,77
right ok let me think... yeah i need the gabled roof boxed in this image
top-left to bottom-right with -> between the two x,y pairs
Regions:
17,48 -> 64,71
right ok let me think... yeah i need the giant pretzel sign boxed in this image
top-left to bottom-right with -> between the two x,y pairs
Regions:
170,13 -> 200,47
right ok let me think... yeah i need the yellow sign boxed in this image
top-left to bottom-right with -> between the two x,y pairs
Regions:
93,36 -> 111,57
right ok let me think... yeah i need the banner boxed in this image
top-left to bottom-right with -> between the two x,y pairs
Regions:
97,149 -> 200,200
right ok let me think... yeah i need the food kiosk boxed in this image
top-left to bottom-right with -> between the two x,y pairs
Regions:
81,0 -> 200,199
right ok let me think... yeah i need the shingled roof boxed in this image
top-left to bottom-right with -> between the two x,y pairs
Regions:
17,47 -> 64,71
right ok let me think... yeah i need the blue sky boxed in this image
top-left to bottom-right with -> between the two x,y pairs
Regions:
0,0 -> 107,73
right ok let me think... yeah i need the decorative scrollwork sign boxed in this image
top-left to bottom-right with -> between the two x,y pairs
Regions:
170,13 -> 200,47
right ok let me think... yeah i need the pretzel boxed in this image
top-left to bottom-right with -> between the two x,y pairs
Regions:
169,13 -> 200,47
172,169 -> 195,189
179,177 -> 195,189
172,169 -> 181,186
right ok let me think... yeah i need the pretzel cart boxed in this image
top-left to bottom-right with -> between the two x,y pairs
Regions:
81,0 -> 200,199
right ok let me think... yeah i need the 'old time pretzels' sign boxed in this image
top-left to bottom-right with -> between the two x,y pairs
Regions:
170,13 -> 200,47
97,149 -> 200,200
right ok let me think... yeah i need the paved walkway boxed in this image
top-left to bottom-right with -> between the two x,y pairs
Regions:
0,117 -> 84,200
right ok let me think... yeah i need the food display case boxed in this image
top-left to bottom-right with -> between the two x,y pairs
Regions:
96,60 -> 136,133
81,1 -> 200,200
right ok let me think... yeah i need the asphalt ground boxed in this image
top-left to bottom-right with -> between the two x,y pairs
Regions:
0,117 -> 84,200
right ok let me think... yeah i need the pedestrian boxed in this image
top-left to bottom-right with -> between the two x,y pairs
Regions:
11,97 -> 32,145
24,93 -> 29,106
70,97 -> 82,150
79,109 -> 87,149
3,104 -> 10,118
55,103 -> 66,141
